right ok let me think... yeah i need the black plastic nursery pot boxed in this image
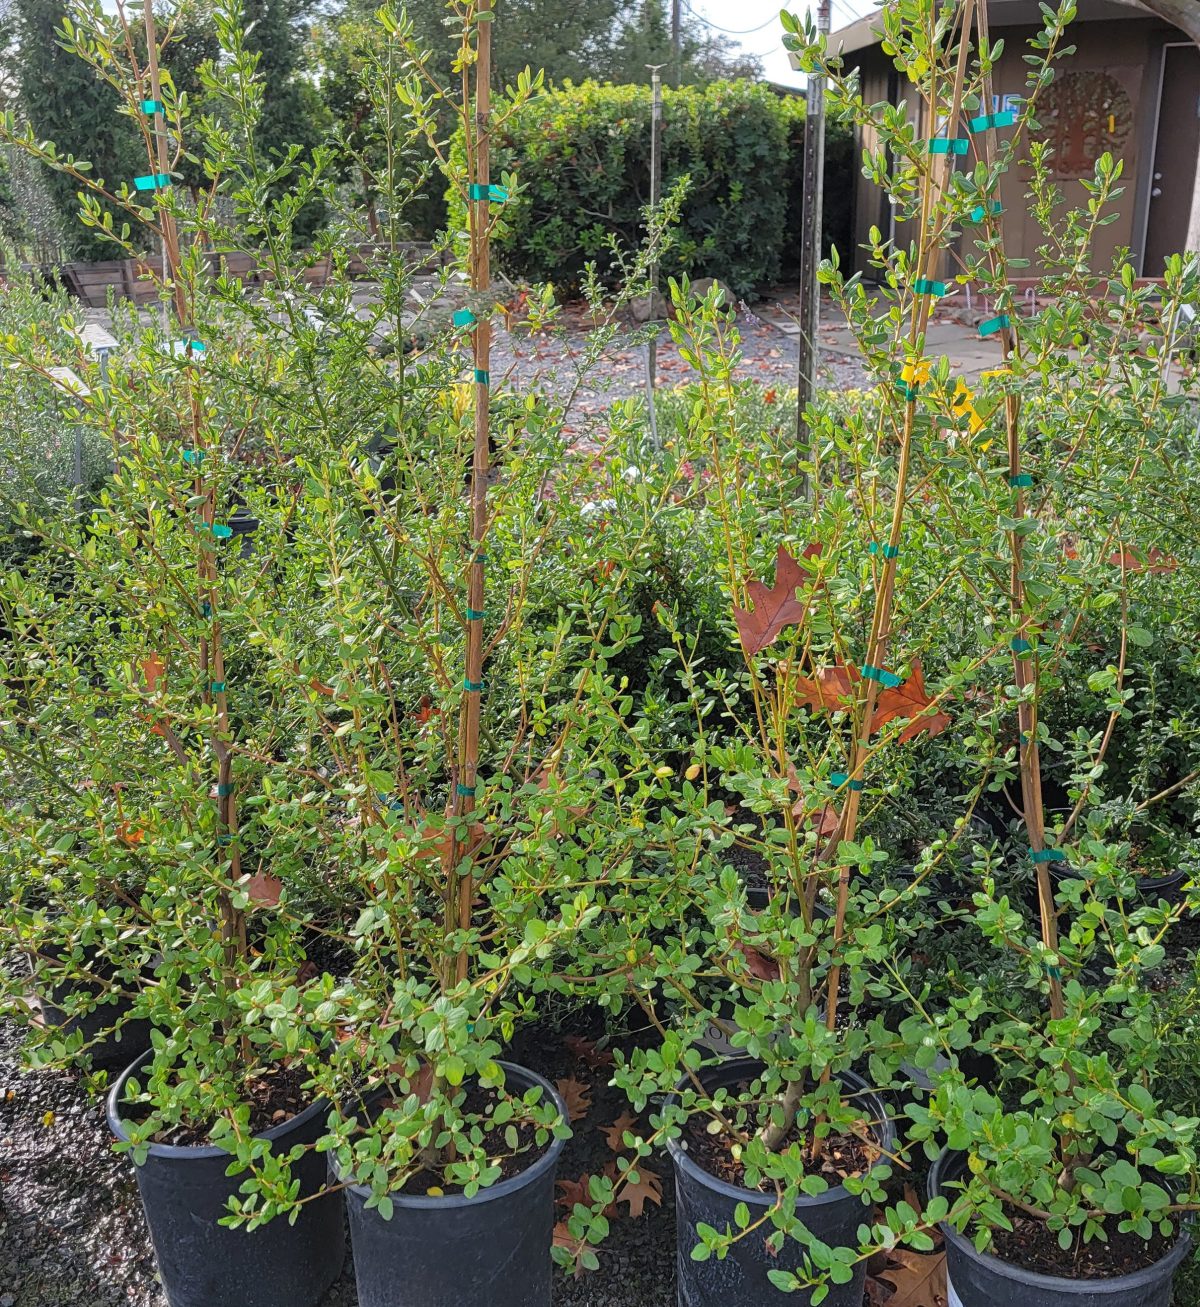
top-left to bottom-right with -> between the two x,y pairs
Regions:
107,1051 -> 345,1307
31,945 -> 153,1070
338,1060 -> 568,1307
667,1059 -> 894,1307
928,1150 -> 1192,1307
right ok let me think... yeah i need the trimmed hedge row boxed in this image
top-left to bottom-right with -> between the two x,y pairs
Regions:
450,79 -> 855,295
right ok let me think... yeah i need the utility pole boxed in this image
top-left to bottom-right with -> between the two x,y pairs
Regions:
795,0 -> 832,498
670,0 -> 682,86
646,64 -> 665,447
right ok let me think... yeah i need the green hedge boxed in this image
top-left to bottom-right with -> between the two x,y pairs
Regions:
449,79 -> 855,295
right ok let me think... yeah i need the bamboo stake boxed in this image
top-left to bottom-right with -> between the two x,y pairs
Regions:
453,0 -> 493,987
140,5 -> 247,1010
971,0 -> 1065,1022
819,0 -> 977,1054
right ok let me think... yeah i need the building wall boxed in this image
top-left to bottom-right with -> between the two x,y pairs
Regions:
845,18 -> 1190,277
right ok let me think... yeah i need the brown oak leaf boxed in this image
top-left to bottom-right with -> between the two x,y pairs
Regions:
871,659 -> 950,743
793,663 -> 859,714
1106,546 -> 1178,574
555,1076 -> 593,1122
244,870 -> 283,907
552,1221 -> 592,1279
564,1035 -> 614,1070
733,544 -> 820,656
868,1248 -> 947,1306
555,1173 -> 597,1211
599,1111 -> 639,1153
736,942 -> 780,981
141,653 -> 165,693
613,1163 -> 663,1219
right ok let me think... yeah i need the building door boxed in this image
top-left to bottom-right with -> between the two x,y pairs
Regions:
1144,43 -> 1200,274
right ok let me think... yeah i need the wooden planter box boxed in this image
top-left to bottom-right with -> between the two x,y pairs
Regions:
60,258 -> 162,308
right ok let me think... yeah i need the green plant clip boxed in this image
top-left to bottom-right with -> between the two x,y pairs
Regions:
216,783 -> 233,797
1009,473 -> 1033,488
463,678 -> 484,692
200,601 -> 212,617
468,183 -> 508,202
861,664 -> 902,688
133,172 -> 171,191
979,314 -> 1011,338
466,608 -> 484,620
831,772 -> 864,791
913,278 -> 947,297
216,834 -> 233,846
473,369 -> 490,385
869,542 -> 900,559
896,382 -> 920,401
928,137 -> 969,156
969,110 -> 1017,132
1010,637 -> 1033,655
182,450 -> 205,465
210,681 -> 226,693
968,201 -> 1003,223
1030,848 -> 1064,863
1042,961 -> 1062,980
141,99 -> 164,115
453,309 -> 477,328
456,783 -> 477,797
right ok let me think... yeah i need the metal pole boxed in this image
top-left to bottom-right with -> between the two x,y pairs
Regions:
646,63 -> 664,446
795,0 -> 832,499
670,0 -> 682,86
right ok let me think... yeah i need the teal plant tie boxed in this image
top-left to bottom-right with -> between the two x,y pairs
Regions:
473,369 -> 490,386
456,782 -> 477,797
182,449 -> 205,465
1042,961 -> 1062,980
862,664 -> 903,689
200,601 -> 212,618
913,278 -> 947,297
979,314 -> 1011,338
466,608 -> 485,621
133,172 -> 171,191
468,183 -> 508,202
928,137 -> 969,156
472,550 -> 487,564
216,783 -> 233,797
141,99 -> 164,115
831,772 -> 864,791
463,678 -> 485,692
212,524 -> 232,539
210,681 -> 226,693
453,309 -> 476,328
1011,637 -> 1033,655
969,110 -> 1017,132
869,542 -> 900,559
969,200 -> 1004,223
1030,848 -> 1064,864
217,833 -> 233,846
896,381 -> 921,401
1009,473 -> 1033,488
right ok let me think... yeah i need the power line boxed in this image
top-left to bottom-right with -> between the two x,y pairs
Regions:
680,1 -> 782,37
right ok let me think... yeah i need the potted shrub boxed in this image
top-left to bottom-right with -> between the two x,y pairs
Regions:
781,0 -> 1200,1301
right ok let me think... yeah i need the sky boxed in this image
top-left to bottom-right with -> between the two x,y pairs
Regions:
686,0 -> 881,87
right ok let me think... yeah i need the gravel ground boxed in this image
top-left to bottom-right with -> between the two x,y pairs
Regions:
0,1005 -> 681,1307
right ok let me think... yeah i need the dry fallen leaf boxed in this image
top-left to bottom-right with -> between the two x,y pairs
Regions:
599,1111 -> 639,1153
872,659 -> 950,743
555,1173 -> 597,1211
869,1249 -> 947,1306
793,663 -> 859,714
555,1076 -> 593,1122
552,1221 -> 592,1279
613,1163 -> 663,1219
732,544 -> 821,656
244,870 -> 283,907
565,1034 -> 614,1070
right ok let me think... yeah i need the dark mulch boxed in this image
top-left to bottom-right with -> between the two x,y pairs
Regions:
990,1205 -> 1173,1280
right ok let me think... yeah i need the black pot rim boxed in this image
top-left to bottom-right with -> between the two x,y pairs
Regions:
333,1059 -> 568,1211
107,1048 -> 331,1161
928,1149 -> 1194,1293
664,1058 -> 895,1208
